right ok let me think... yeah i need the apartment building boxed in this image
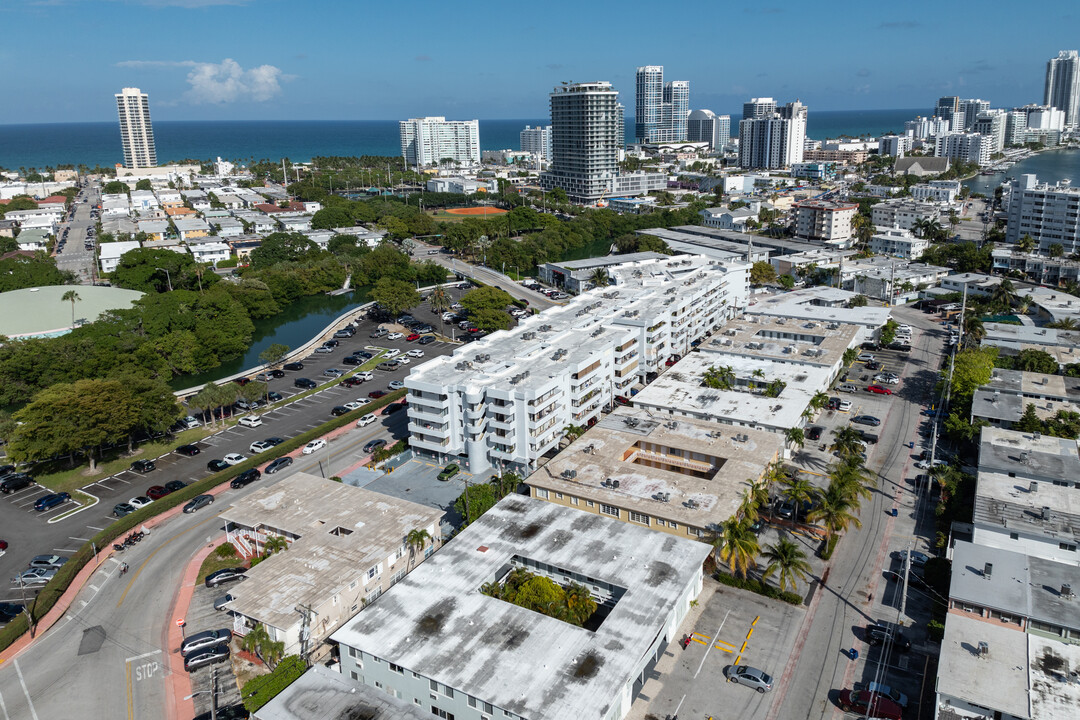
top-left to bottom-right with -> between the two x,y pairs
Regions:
738,98 -> 807,169
1005,173 -> 1080,254
909,179 -> 961,203
220,473 -> 441,661
635,65 -> 689,143
981,322 -> 1080,368
687,109 -> 731,149
404,255 -> 749,473
867,226 -> 929,259
1045,49 -> 1080,127
935,132 -> 993,166
991,247 -> 1080,286
519,124 -> 552,161
528,407 -> 783,539
331,495 -> 710,720
399,116 -> 481,168
870,198 -> 942,231
793,199 -> 857,246
115,87 -> 157,169
540,81 -> 619,202
970,368 -> 1080,429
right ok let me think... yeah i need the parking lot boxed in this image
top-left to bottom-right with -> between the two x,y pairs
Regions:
637,579 -> 805,720
185,578 -> 244,716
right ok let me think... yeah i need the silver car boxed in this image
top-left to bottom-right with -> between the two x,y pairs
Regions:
12,567 -> 57,587
181,628 -> 233,657
724,665 -> 773,693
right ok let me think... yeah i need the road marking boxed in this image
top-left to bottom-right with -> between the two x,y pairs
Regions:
693,609 -> 730,679
0,687 -> 9,720
13,660 -> 39,720
86,525 -> 104,531
116,513 -> 222,608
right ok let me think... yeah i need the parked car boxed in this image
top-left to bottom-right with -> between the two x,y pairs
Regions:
838,384 -> 859,393
383,348 -> 400,358
130,459 -> 155,473
388,380 -> 405,390
193,705 -> 248,720
183,643 -> 230,672
0,474 -> 34,494
264,456 -> 293,474
387,332 -> 403,340
146,486 -> 169,501
237,415 -> 263,428
207,459 -> 231,472
213,594 -> 234,612
250,439 -> 276,454
282,362 -> 304,371
356,371 -> 373,381
204,567 -> 246,588
230,469 -> 261,489
377,362 -> 399,372
331,406 -> 352,417
322,368 -> 343,378
113,502 -> 136,517
807,426 -> 823,441
914,459 -> 947,470
313,345 -> 333,354
294,378 -> 317,390
28,555 -> 67,569
12,567 -> 57,587
838,689 -> 902,720
175,444 -> 201,456
342,356 -> 365,367
181,628 -> 235,657
363,438 -> 386,454
866,360 -> 883,371
874,373 -> 900,385
867,682 -> 909,708
437,463 -> 459,481
333,328 -> 355,339
837,399 -> 853,412
368,390 -> 388,399
0,603 -> 25,622
34,492 -> 71,512
302,439 -> 327,454
857,353 -> 875,362
164,480 -> 187,493
867,384 -> 893,395
232,377 -> 251,386
865,623 -> 911,651
892,549 -> 930,567
418,335 -> 436,345
723,665 -> 773,693
128,495 -> 152,509
852,415 -> 881,426
356,414 -> 377,427
267,391 -> 283,402
383,403 -> 403,415
223,453 -> 247,465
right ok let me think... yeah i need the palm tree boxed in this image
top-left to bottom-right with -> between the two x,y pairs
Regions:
562,582 -> 597,625
405,528 -> 432,571
61,289 -> 81,328
263,536 -> 288,557
1049,317 -> 1079,330
808,484 -> 862,540
829,457 -> 874,504
211,383 -> 240,426
785,426 -> 805,449
561,424 -> 586,448
991,278 -> 1017,312
429,285 -> 450,337
241,623 -> 285,669
831,426 -> 865,459
589,268 -> 609,289
737,479 -> 769,522
809,392 -> 829,412
762,538 -> 813,593
783,476 -> 819,511
702,365 -> 734,391
711,517 -> 760,578
1017,233 -> 1037,253
191,385 -> 218,427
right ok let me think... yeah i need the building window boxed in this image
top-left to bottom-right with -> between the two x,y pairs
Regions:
535,488 -> 549,499
1061,542 -> 1078,552
390,663 -> 405,674
586,500 -> 595,507
367,565 -> 380,580
600,504 -> 619,517
350,670 -> 359,680
1010,532 -> 1019,540
570,496 -> 579,505
555,492 -> 563,499
669,521 -> 678,530
429,679 -> 438,692
629,511 -> 650,525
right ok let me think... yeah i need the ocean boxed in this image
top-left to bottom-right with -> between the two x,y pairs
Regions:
1,109 -> 924,170
962,147 -> 1080,195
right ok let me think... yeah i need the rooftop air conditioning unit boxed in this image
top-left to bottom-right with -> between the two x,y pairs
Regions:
978,642 -> 989,657
1063,583 -> 1074,599
984,562 -> 993,578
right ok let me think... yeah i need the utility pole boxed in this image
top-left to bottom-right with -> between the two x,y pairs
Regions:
210,666 -> 218,720
900,545 -> 912,622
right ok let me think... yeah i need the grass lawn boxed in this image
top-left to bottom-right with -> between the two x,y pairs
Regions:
34,426 -> 215,495
197,553 -> 248,585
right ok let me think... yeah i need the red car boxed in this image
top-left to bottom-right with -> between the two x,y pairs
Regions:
232,377 -> 251,386
838,689 -> 903,720
340,377 -> 364,388
406,333 -> 421,341
867,384 -> 893,395
146,485 -> 170,500
368,390 -> 388,399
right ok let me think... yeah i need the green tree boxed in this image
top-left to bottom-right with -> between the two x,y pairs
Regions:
750,261 -> 777,285
240,380 -> 269,410
470,307 -> 513,332
589,267 -> 610,288
241,623 -> 285,670
263,535 -> 288,556
843,347 -> 859,366
879,319 -> 898,346
703,364 -> 734,390
831,426 -> 865,460
0,255 -> 75,291
429,284 -> 451,336
1012,348 -> 1059,374
761,538 -> 813,593
310,206 -> 353,230
405,527 -> 433,571
371,277 -> 421,317
1014,403 -> 1044,434
785,426 -> 805,448
249,232 -> 320,269
808,482 -> 862,540
113,370 -> 183,452
460,286 -> 514,316
112,248 -> 215,293
711,517 -> 760,579
9,379 -> 139,471
783,476 -> 819,509
1017,233 -> 1037,253
849,294 -> 869,308
258,343 -> 291,369
1049,243 -> 1065,258
778,274 -> 796,289
135,179 -> 153,191
1048,317 -> 1079,330
61,289 -> 81,328
102,180 -> 128,195
942,346 -> 997,410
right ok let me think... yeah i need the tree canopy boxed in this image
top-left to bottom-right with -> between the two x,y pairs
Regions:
370,278 -> 421,317
112,247 -> 220,293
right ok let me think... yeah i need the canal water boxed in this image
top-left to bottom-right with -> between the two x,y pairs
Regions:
963,147 -> 1080,196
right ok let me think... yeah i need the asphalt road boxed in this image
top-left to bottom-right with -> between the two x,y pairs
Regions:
53,180 -> 100,283
409,239 -> 558,310
0,291 -> 468,613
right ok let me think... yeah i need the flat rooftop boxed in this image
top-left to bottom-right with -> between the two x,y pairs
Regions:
546,252 -> 668,271
842,256 -> 950,282
634,228 -> 766,263
221,473 -> 442,631
530,407 -> 784,528
950,541 -> 1080,632
937,613 -> 1030,719
254,664 -> 430,720
331,494 -> 711,720
973,470 -> 1080,538
0,284 -> 144,338
668,225 -> 819,255
977,427 -> 1080,482
631,347 -> 830,431
746,287 -> 890,327
702,313 -> 860,367
982,322 -> 1080,348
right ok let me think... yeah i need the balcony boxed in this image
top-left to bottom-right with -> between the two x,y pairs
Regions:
409,403 -> 449,422
409,421 -> 448,436
410,434 -> 450,450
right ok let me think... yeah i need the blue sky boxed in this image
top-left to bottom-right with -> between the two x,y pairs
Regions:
2,0 -> 1077,124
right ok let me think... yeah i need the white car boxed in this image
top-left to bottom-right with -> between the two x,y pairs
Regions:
249,440 -> 275,454
406,349 -> 424,358
356,371 -> 373,381
387,332 -> 403,340
837,400 -> 853,412
395,357 -> 411,365
238,415 -> 263,428
354,397 -> 372,406
342,401 -> 365,412
874,374 -> 900,385
857,353 -> 875,362
223,453 -> 247,466
302,439 -> 327,455
896,324 -> 911,333
384,349 -> 400,358
389,380 -> 405,390
914,459 -> 947,470
356,414 -> 377,427
128,496 -> 152,509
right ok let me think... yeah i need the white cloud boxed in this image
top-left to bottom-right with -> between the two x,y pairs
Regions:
116,57 -> 285,104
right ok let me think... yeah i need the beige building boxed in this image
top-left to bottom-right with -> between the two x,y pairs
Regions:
793,199 -> 858,246
220,473 -> 442,661
527,407 -> 783,539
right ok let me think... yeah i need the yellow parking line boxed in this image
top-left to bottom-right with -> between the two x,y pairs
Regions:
691,635 -> 709,646
751,616 -> 759,627
714,639 -> 735,651
740,641 -> 748,653
746,628 -> 754,640
734,654 -> 742,665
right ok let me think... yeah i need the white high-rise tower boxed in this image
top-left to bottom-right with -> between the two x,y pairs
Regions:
115,87 -> 157,169
1044,50 -> 1080,128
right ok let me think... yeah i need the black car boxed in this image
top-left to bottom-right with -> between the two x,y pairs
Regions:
164,480 -> 187,493
322,339 -> 339,348
0,602 -> 25,622
331,405 -> 352,416
866,623 -> 911,651
184,495 -> 214,513
113,502 -> 136,517
866,361 -> 882,371
207,459 -> 231,472
0,464 -> 15,476
355,351 -> 373,359
130,459 -> 155,473
194,704 -> 249,720
294,378 -> 317,390
282,362 -> 304,371
183,643 -> 230,672
265,369 -> 285,378
0,473 -> 33,494
418,335 -> 436,345
204,567 -> 246,588
263,437 -> 285,447
175,444 -> 201,456
230,469 -> 261,488
264,456 -> 293,474
267,391 -> 283,402
383,403 -> 404,415
342,355 -> 364,366
181,628 -> 233,657
807,426 -> 824,441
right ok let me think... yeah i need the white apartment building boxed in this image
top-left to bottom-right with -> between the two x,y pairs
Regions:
635,65 -> 689,143
115,87 -> 156,169
870,198 -> 942,231
399,116 -> 480,168
1005,173 -> 1080,253
738,98 -> 807,169
793,199 -> 857,246
877,134 -> 911,156
1045,49 -> 1080,127
867,226 -> 928,259
910,179 -> 960,203
687,109 -> 731,150
972,110 -> 1006,153
519,124 -> 551,161
935,132 -> 993,166
404,255 -> 749,473
99,240 -> 142,274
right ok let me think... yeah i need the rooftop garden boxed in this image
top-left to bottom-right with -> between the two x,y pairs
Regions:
480,567 -> 598,628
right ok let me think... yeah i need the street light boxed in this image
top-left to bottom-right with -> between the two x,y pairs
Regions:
154,267 -> 173,292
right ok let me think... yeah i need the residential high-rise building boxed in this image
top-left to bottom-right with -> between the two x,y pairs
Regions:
519,125 -> 552,161
958,98 -> 990,131
1044,50 -> 1080,127
541,81 -> 620,202
935,132 -> 993,166
115,87 -> 157,169
936,96 -> 961,131
1006,174 -> 1080,253
634,66 -> 689,142
738,98 -> 806,169
1005,109 -> 1028,146
973,110 -> 1006,152
399,117 -> 480,168
687,109 -> 731,149
615,102 -> 625,148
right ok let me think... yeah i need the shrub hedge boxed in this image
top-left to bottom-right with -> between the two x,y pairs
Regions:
241,654 -> 306,712
713,571 -> 804,606
0,389 -> 406,655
